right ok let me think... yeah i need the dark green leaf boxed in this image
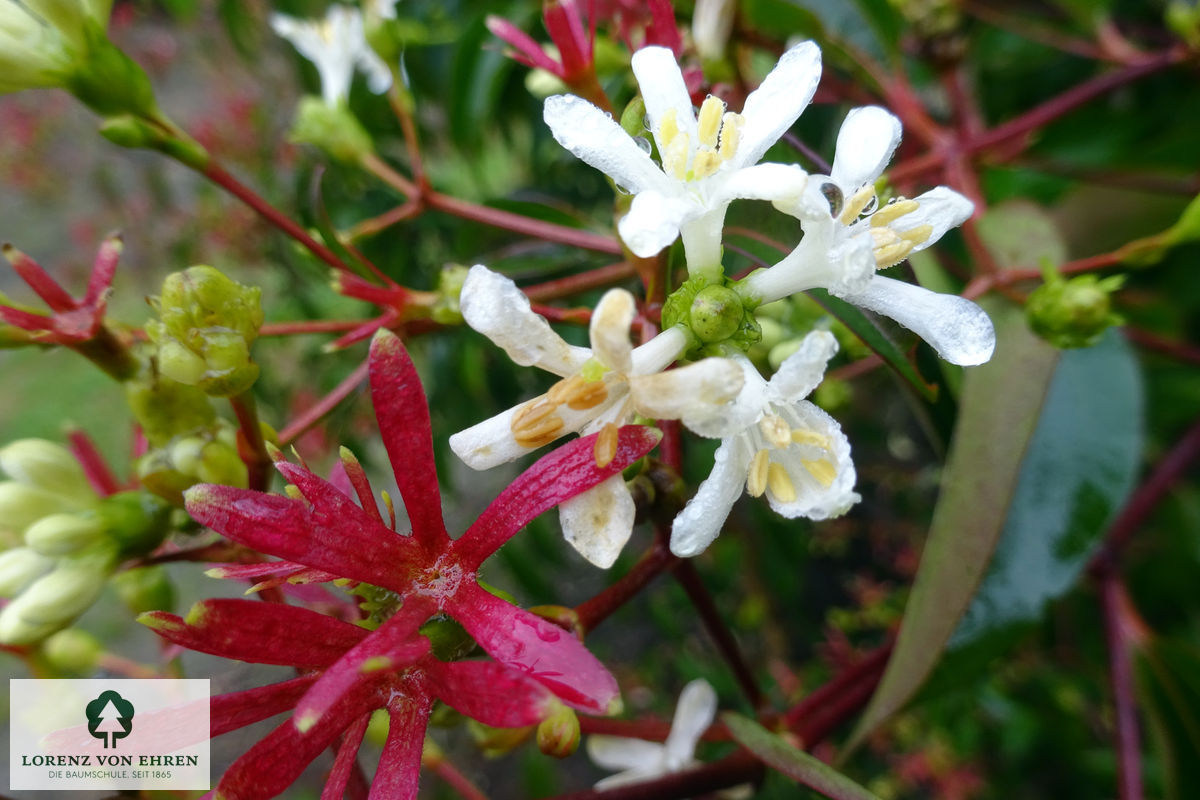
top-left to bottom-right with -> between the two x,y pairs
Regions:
721,712 -> 882,800
1137,637 -> 1200,800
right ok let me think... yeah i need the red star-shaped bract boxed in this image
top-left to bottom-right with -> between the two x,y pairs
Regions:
0,236 -> 121,344
144,329 -> 660,798
487,0 -> 597,86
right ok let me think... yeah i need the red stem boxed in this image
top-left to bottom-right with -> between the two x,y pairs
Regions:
783,641 -> 893,731
1101,575 -> 1144,800
430,758 -> 490,800
1123,327 -> 1200,366
575,539 -> 678,634
425,190 -> 623,254
523,261 -> 637,302
260,319 -> 373,336
277,359 -> 371,446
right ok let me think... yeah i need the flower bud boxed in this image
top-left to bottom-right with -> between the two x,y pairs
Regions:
365,708 -> 391,748
663,276 -> 762,356
64,24 -> 158,118
146,266 -> 264,397
1026,272 -> 1124,349
0,482 -> 73,537
24,513 -> 105,557
690,285 -> 746,343
692,0 -> 736,63
0,439 -> 94,500
124,371 -> 219,448
431,264 -> 470,324
41,628 -> 103,675
0,552 -> 114,645
97,491 -> 171,557
536,701 -> 580,758
112,565 -> 176,615
0,547 -> 54,597
467,720 -> 534,757
289,96 -> 375,163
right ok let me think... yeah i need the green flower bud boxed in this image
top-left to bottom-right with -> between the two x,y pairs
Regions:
0,439 -> 94,500
63,21 -> 158,118
365,708 -> 391,748
96,491 -> 171,557
147,266 -> 264,397
41,628 -> 103,675
112,565 -> 175,614
0,482 -> 76,537
524,68 -> 569,100
0,547 -> 54,597
690,285 -> 744,343
1026,271 -> 1125,349
536,702 -> 581,758
290,96 -> 374,163
0,551 -> 115,645
620,96 -> 648,139
24,513 -> 105,557
124,370 -> 218,448
663,276 -> 761,356
431,264 -> 470,325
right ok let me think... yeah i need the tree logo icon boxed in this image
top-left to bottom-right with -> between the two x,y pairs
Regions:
86,690 -> 135,749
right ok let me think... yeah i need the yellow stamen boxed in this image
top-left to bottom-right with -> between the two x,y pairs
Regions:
718,112 -> 743,160
692,148 -> 722,179
758,414 -> 792,450
746,449 -> 770,497
658,109 -> 679,146
838,186 -> 876,225
870,227 -> 901,247
663,134 -> 690,180
900,224 -> 933,246
511,396 -> 565,447
802,458 -> 837,488
874,240 -> 916,268
791,429 -> 832,449
767,463 -> 797,503
593,422 -> 620,468
563,378 -> 609,410
697,96 -> 725,148
870,198 -> 919,227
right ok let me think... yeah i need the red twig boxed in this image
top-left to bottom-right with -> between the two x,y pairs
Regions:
575,539 -> 678,634
1122,327 -> 1200,366
1101,575 -> 1144,800
277,359 -> 371,446
523,261 -> 637,302
425,190 -> 623,254
429,758 -> 489,800
260,319 -> 374,337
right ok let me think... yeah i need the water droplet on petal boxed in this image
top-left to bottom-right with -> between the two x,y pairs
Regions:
634,135 -> 652,155
861,194 -> 879,215
820,181 -> 844,218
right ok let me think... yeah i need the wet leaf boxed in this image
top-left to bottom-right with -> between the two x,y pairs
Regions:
722,712 -> 882,800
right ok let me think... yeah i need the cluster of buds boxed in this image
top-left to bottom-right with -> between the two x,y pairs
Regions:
145,266 -> 264,397
0,439 -> 169,644
1026,268 -> 1125,349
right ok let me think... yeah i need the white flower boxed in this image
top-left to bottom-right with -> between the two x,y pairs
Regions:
543,42 -> 820,276
0,0 -> 113,93
367,0 -> 399,21
270,5 -> 392,107
587,679 -> 718,789
449,265 -> 744,567
671,331 -> 858,558
741,106 -> 996,367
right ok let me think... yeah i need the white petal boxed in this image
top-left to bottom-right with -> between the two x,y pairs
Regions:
710,163 -> 809,207
767,330 -> 838,401
618,189 -> 693,258
448,407 -> 533,470
735,41 -> 822,167
590,289 -> 636,375
631,358 -> 745,428
558,476 -> 636,569
841,276 -> 996,366
892,186 -> 974,253
630,326 -> 689,376
679,356 -> 764,439
543,94 -> 673,196
664,679 -> 718,770
460,265 -> 590,376
769,403 -> 859,520
678,206 -> 728,277
670,436 -> 753,557
587,735 -> 666,773
743,224 -> 875,305
356,48 -> 393,94
830,106 -> 902,190
631,46 -> 699,158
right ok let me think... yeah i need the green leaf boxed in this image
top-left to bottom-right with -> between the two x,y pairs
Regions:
721,712 -> 882,800
806,289 -> 938,403
1137,637 -> 1200,800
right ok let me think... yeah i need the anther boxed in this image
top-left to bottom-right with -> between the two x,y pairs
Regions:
791,429 -> 832,449
802,458 -> 836,488
873,241 -> 916,268
899,224 -> 933,246
758,414 -> 792,450
718,112 -> 743,160
593,422 -> 620,468
767,463 -> 797,503
663,135 -> 690,181
697,96 -> 725,148
838,186 -> 877,225
692,149 -> 722,179
746,449 -> 770,497
658,109 -> 679,146
870,198 -> 919,227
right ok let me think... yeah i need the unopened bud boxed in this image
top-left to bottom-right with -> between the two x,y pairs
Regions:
0,439 -> 94,500
0,552 -> 115,645
663,277 -> 761,356
365,708 -> 391,747
124,372 -> 218,448
431,265 -> 470,324
536,702 -> 580,758
692,0 -> 736,63
290,96 -> 374,163
0,482 -> 73,536
691,285 -> 745,343
97,491 -> 171,557
112,565 -> 176,614
0,547 -> 54,597
147,266 -> 263,397
65,24 -> 158,118
24,513 -> 105,556
42,628 -> 103,675
467,720 -> 534,757
1026,271 -> 1125,349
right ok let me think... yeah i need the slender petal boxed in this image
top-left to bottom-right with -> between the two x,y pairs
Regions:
768,404 -> 859,519
449,583 -> 619,713
631,358 -> 745,431
663,679 -> 718,770
455,426 -> 660,569
830,106 -> 902,189
589,289 -> 635,374
447,406 -> 528,471
558,475 -> 636,568
184,484 -> 419,590
369,693 -> 434,800
767,329 -> 838,401
735,41 -> 822,168
543,95 -> 675,198
889,186 -> 974,251
680,356 -> 767,439
292,599 -> 434,735
618,190 -> 694,258
82,235 -> 121,308
631,46 -> 698,158
487,15 -> 562,74
459,264 -> 592,376
670,437 -> 753,557
709,163 -> 809,207
840,276 -> 996,366
425,659 -> 555,727
587,736 -> 665,773
369,330 -> 449,549
211,677 -> 318,737
139,600 -> 366,668
321,713 -> 371,800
